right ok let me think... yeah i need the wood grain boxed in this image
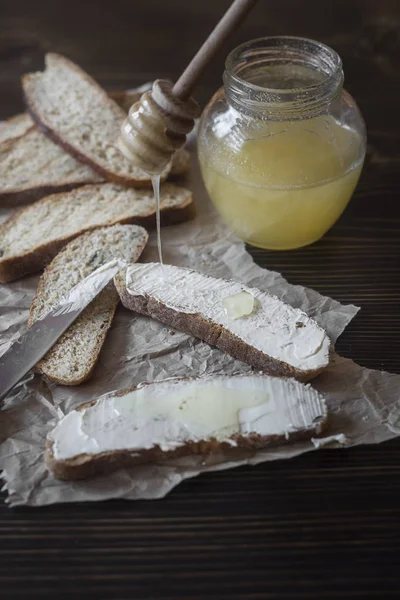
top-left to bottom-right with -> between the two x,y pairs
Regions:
1,0 -> 400,598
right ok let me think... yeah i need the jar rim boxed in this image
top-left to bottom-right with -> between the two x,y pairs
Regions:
224,36 -> 344,117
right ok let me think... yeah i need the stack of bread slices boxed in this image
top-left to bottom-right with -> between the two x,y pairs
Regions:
0,53 -> 194,385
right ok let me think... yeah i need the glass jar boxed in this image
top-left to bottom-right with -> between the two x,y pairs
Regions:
198,36 -> 366,250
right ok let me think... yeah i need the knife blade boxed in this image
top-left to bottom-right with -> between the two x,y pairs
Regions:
0,259 -> 126,404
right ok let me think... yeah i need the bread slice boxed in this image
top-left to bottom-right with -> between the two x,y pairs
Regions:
45,373 -> 328,480
0,85 -> 189,207
169,148 -> 191,178
0,113 -> 32,142
0,182 -> 194,283
22,53 -> 171,186
0,90 -> 145,143
28,225 -> 148,385
0,86 -> 144,144
115,263 -> 331,381
0,126 -> 103,206
108,87 -> 150,113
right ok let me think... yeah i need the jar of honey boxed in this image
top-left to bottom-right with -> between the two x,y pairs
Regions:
198,36 -> 366,250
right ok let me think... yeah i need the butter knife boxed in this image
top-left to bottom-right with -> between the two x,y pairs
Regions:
0,259 -> 126,404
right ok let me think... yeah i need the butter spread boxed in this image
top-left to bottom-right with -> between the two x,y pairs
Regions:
311,433 -> 348,448
223,291 -> 255,319
48,374 -> 327,461
38,259 -> 128,319
125,263 -> 330,373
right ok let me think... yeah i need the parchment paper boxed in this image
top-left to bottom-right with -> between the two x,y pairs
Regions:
0,138 -> 399,507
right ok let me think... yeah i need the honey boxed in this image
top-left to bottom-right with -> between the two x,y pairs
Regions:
199,116 -> 364,250
118,80 -> 200,265
198,37 -> 366,250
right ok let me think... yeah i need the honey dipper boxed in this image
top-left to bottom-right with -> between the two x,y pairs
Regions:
118,0 -> 258,175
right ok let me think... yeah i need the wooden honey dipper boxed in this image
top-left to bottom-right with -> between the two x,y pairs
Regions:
118,0 -> 258,175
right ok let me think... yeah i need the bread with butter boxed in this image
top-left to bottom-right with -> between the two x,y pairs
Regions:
0,183 -> 194,283
45,373 -> 328,480
115,263 -> 331,381
28,224 -> 148,385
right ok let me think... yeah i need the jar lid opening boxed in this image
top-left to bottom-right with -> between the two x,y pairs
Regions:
224,36 -> 343,117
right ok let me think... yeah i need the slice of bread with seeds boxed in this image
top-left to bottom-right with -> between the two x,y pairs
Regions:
28,224 -> 148,385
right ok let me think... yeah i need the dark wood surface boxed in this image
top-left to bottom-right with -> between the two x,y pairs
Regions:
1,0 -> 400,598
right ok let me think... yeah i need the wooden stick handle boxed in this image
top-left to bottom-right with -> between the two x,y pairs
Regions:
172,0 -> 258,100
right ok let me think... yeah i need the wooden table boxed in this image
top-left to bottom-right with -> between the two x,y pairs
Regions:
1,1 -> 399,597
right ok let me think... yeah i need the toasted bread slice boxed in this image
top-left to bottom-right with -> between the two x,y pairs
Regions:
0,88 -> 145,141
0,126 -> 102,206
0,113 -> 32,142
0,183 -> 194,283
108,87 -> 150,113
168,147 -> 191,178
0,87 -> 143,144
0,84 -> 189,207
28,225 -> 148,385
45,373 -> 328,480
22,54 -> 171,186
115,263 -> 331,381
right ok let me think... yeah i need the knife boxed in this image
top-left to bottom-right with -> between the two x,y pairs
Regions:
0,259 -> 126,404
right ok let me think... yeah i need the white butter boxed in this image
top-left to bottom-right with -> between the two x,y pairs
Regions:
48,374 -> 327,461
38,258 -> 128,319
223,291 -> 255,319
125,263 -> 330,373
311,433 -> 348,448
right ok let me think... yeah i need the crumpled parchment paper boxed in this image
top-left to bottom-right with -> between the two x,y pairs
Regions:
0,138 -> 399,507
